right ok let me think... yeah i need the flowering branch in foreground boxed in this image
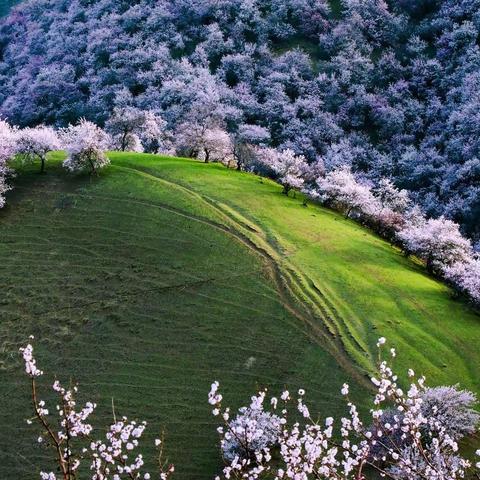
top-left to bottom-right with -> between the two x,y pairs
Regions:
210,338 -> 480,480
20,337 -> 174,480
19,336 -> 480,479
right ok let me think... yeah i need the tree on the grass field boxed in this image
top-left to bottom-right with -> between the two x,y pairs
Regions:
444,257 -> 480,304
256,148 -> 308,196
232,125 -> 271,171
106,106 -> 167,153
19,338 -> 174,480
397,217 -> 473,274
316,166 -> 379,218
201,128 -> 233,165
0,119 -> 17,208
16,126 -> 61,174
210,338 -> 480,480
175,121 -> 232,164
375,179 -> 411,215
61,120 -> 110,175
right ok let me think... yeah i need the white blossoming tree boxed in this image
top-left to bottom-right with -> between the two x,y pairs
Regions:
210,338 -> 480,480
397,217 -> 472,274
316,166 -> 379,218
256,148 -> 309,196
210,388 -> 283,463
19,338 -> 174,480
0,119 -> 17,208
175,122 -> 233,164
16,125 -> 61,174
106,107 -> 167,153
444,257 -> 480,304
61,120 -> 111,175
375,179 -> 411,215
420,386 -> 480,439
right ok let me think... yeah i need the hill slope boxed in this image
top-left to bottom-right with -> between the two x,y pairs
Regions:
0,152 -> 479,478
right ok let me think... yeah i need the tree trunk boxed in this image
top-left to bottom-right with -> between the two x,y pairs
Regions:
282,185 -> 290,196
40,155 -> 46,174
88,156 -> 97,176
121,130 -> 129,151
426,256 -> 435,274
204,149 -> 210,163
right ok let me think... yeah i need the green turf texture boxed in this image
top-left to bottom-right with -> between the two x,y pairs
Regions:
0,152 -> 478,478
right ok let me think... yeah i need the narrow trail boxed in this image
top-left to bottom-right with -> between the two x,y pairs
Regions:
115,164 -> 372,389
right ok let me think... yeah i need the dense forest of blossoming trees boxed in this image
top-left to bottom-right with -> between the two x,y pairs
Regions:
0,0 -> 479,247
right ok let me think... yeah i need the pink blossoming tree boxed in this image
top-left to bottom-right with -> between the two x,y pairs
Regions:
316,167 -> 379,218
256,148 -> 309,196
16,125 -> 61,174
397,217 -> 472,274
210,339 -> 480,480
0,119 -> 17,208
19,338 -> 174,480
61,120 -> 111,175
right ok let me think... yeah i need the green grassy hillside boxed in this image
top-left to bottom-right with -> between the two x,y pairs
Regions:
1,152 -> 479,478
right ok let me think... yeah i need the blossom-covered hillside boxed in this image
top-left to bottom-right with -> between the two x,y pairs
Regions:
0,0 -> 479,245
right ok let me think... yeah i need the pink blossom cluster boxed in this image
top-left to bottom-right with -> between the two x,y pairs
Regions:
0,119 -> 17,208
61,119 -> 111,175
90,418 -> 149,479
19,338 -> 43,377
210,339 -> 480,480
255,147 -> 309,195
19,338 -> 174,480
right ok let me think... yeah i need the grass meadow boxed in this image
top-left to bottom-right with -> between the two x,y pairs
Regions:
1,152 -> 479,478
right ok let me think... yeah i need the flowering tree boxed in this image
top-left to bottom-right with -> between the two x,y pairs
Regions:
16,126 -> 61,174
141,111 -> 170,154
444,257 -> 480,304
397,217 -> 473,273
175,122 -> 233,164
212,392 -> 283,463
210,338 -> 480,480
17,335 -> 480,480
375,179 -> 411,215
0,119 -> 17,208
316,166 -> 379,218
61,120 -> 111,175
232,125 -> 271,171
201,128 -> 234,165
19,338 -> 174,480
256,148 -> 309,196
106,107 -> 167,153
420,386 -> 480,439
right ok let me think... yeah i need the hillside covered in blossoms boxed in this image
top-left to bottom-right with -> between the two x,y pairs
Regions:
1,0 -> 480,244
